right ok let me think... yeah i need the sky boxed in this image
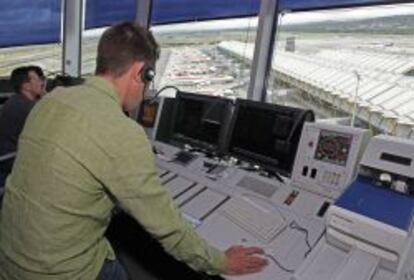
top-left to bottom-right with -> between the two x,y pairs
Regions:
84,3 -> 414,37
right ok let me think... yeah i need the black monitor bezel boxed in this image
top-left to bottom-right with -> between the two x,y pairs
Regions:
170,91 -> 232,155
226,98 -> 314,177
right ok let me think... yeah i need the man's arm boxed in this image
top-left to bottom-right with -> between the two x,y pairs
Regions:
101,124 -> 224,273
101,124 -> 267,275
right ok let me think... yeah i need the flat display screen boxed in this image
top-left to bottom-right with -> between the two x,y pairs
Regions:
171,92 -> 231,153
314,129 -> 353,166
228,99 -> 314,176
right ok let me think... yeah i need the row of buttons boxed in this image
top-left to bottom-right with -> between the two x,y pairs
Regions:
322,171 -> 341,186
301,165 -> 342,186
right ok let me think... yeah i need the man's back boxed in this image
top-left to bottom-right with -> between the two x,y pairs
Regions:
0,78 -> 134,279
0,77 -> 229,280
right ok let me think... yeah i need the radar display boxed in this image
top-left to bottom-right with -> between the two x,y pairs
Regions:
314,130 -> 353,166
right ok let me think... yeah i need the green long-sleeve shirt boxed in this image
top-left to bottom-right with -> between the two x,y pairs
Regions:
0,77 -> 225,280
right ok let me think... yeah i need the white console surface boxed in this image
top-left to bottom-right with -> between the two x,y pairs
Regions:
293,236 -> 410,280
148,119 -> 414,280
146,101 -> 414,280
153,141 -> 327,280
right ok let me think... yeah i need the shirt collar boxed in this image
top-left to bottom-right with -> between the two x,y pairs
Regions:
84,76 -> 121,105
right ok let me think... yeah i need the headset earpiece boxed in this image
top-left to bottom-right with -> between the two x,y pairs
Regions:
140,65 -> 155,83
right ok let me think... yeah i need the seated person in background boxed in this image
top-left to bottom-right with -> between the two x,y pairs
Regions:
0,65 -> 45,186
0,22 -> 267,280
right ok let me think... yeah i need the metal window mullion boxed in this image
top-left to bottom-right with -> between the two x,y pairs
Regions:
131,0 -> 153,120
62,0 -> 84,77
247,0 -> 279,102
136,0 -> 152,28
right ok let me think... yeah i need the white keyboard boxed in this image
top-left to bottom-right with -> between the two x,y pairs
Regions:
220,197 -> 286,243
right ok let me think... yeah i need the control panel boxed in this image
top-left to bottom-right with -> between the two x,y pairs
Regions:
291,122 -> 371,199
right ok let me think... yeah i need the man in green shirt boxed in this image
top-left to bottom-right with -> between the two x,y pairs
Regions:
0,22 -> 267,280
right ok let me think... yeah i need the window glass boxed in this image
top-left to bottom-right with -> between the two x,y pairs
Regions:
0,1 -> 61,48
82,18 -> 258,100
85,0 -> 136,29
82,34 -> 101,76
0,43 -> 62,90
266,4 -> 414,138
152,18 -> 258,99
151,0 -> 259,25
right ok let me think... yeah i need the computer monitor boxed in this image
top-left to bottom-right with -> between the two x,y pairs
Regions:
227,99 -> 314,177
170,91 -> 232,154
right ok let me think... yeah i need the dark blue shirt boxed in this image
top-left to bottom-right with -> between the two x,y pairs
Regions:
0,94 -> 36,174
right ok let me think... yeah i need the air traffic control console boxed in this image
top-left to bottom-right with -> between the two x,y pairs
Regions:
138,94 -> 414,280
294,135 -> 414,280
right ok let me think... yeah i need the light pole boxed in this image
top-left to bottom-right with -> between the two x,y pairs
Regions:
350,70 -> 361,127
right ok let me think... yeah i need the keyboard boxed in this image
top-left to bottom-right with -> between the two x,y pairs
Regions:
220,197 -> 286,243
236,175 -> 279,197
173,151 -> 196,165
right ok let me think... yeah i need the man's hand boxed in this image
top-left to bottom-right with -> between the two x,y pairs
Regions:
223,245 -> 268,275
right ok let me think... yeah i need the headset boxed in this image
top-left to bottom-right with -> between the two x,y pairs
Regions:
140,65 -> 156,83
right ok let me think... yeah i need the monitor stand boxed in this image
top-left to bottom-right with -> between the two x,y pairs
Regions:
172,150 -> 197,166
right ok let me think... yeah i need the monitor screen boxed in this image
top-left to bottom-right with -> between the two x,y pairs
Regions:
170,92 -> 232,153
227,99 -> 314,176
314,130 -> 353,167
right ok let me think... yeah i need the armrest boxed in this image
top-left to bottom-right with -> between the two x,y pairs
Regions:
0,152 -> 16,162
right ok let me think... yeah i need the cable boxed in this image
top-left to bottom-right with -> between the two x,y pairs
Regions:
289,220 -> 312,257
148,85 -> 180,104
262,220 -> 315,274
264,253 -> 295,273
